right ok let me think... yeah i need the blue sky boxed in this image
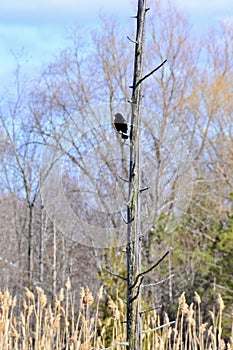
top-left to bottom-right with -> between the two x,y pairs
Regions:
0,0 -> 233,89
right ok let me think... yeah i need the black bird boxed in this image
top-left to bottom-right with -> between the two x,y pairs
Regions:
113,113 -> 128,139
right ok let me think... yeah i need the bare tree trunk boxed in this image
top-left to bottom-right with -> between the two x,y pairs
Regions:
53,221 -> 57,296
62,236 -> 66,286
127,1 -> 146,349
39,205 -> 45,284
168,249 -> 173,302
28,203 -> 34,289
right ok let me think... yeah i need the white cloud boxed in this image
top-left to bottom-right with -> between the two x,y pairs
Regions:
175,0 -> 233,14
172,0 -> 233,34
217,15 -> 233,24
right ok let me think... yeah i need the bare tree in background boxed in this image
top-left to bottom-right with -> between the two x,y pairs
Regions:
0,66 -> 41,289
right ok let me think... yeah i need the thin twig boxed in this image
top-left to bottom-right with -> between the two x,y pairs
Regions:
103,267 -> 127,281
121,210 -> 134,224
127,36 -> 138,44
142,274 -> 175,288
118,174 -> 129,183
121,209 -> 128,224
99,342 -> 129,350
142,321 -> 176,333
140,185 -> 149,192
140,305 -> 163,315
136,59 -> 167,87
122,208 -> 134,223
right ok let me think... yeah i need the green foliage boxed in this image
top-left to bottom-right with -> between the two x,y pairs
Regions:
210,214 -> 233,308
145,207 -> 232,332
98,194 -> 233,338
98,245 -> 127,300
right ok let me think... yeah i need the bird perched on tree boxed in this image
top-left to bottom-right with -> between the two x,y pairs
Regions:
113,113 -> 128,139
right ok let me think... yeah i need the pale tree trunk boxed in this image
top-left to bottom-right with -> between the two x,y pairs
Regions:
53,220 -> 57,296
62,236 -> 66,286
127,1 -> 146,349
28,203 -> 34,289
39,205 -> 46,284
126,2 -> 168,348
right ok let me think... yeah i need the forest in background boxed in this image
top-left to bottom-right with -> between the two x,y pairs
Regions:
0,0 -> 232,342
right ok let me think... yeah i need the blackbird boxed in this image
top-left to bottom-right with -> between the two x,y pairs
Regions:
113,113 -> 128,139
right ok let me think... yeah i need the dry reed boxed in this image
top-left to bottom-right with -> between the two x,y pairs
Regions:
0,282 -> 231,349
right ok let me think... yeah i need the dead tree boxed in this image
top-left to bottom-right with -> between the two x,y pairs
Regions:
126,1 -> 167,349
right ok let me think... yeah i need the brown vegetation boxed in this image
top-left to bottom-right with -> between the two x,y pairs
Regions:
0,281 -> 231,349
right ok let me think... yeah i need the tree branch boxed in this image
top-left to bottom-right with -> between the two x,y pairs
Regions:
118,174 -> 129,183
127,36 -> 138,44
130,251 -> 169,290
103,267 -> 127,281
136,59 -> 167,87
99,342 -> 129,350
142,321 -> 176,333
121,210 -> 134,224
142,273 -> 175,288
140,305 -> 162,315
129,275 -> 145,303
140,185 -> 149,192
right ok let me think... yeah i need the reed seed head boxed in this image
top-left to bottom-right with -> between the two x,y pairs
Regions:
199,322 -> 208,334
25,288 -> 35,302
97,285 -> 104,300
84,286 -> 94,305
53,314 -> 61,330
194,291 -> 201,305
65,277 -> 71,291
117,298 -> 124,311
179,292 -> 188,314
59,288 -> 64,302
216,294 -> 224,311
39,293 -> 47,308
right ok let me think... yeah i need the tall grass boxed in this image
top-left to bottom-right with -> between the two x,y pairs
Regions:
0,280 -> 231,349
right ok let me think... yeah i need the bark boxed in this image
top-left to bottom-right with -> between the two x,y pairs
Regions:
39,205 -> 45,284
53,221 -> 57,296
28,203 -> 34,289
